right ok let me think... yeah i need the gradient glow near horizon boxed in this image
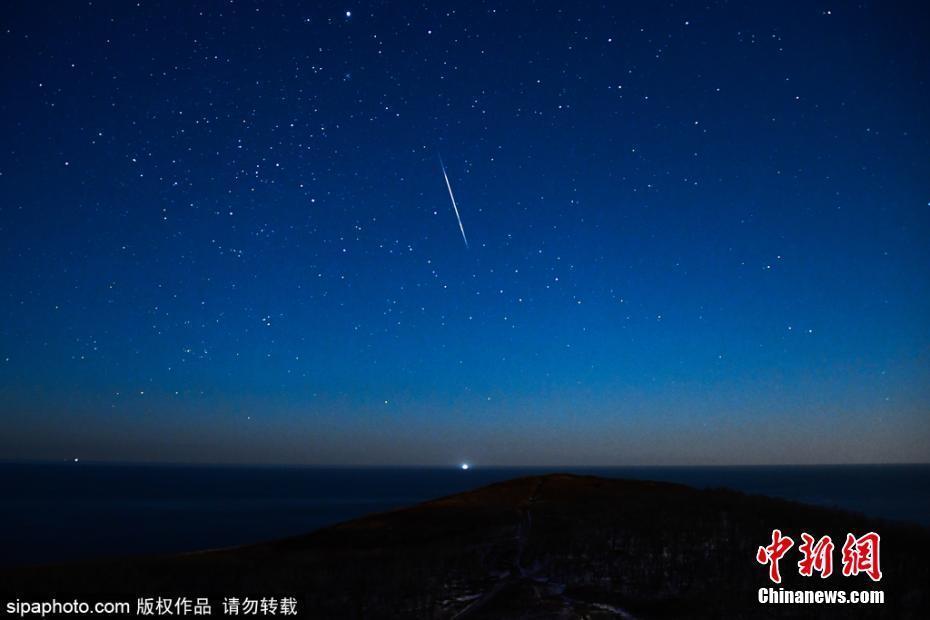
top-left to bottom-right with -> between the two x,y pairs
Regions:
1,2 -> 928,466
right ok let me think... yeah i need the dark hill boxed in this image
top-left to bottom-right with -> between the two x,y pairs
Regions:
3,474 -> 928,618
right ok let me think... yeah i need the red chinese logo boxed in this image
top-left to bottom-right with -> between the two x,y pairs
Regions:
757,530 -> 881,582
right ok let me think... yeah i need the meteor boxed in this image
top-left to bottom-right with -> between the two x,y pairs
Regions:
439,157 -> 469,248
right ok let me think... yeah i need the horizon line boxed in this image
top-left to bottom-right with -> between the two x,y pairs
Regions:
2,458 -> 928,469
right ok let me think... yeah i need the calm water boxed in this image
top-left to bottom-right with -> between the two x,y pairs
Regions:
0,463 -> 927,568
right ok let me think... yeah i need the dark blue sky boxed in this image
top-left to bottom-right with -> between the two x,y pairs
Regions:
1,1 -> 928,465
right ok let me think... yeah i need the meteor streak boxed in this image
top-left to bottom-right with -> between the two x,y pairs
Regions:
439,157 -> 469,248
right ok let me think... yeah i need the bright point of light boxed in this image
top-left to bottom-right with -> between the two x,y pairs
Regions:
345,10 -> 351,17
460,463 -> 469,470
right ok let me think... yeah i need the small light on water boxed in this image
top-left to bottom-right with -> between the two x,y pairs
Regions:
461,463 -> 469,470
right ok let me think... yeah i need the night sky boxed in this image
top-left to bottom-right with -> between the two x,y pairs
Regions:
1,1 -> 928,466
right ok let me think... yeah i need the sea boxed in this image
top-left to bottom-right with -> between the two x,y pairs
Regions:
0,462 -> 927,568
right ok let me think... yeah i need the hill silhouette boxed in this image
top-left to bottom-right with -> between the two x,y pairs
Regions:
3,474 -> 928,618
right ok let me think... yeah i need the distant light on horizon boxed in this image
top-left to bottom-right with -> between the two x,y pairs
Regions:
461,463 -> 469,470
